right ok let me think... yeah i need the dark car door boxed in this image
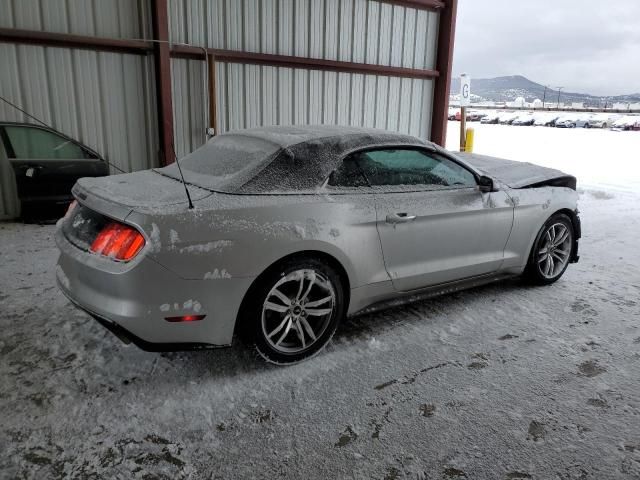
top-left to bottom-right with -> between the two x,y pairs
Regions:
0,124 -> 109,208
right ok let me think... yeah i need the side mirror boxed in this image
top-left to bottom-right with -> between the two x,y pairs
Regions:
478,175 -> 496,193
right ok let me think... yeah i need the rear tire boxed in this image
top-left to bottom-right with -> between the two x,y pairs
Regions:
523,213 -> 575,285
247,257 -> 345,365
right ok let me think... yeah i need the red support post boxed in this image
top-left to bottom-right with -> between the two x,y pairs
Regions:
151,0 -> 174,166
430,0 -> 458,146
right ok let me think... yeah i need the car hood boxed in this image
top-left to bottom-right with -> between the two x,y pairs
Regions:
455,152 -> 577,190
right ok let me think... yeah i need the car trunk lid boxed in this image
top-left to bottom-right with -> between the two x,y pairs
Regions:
72,169 -> 213,221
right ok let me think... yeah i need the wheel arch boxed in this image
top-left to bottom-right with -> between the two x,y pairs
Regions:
553,208 -> 581,263
233,250 -> 351,339
527,208 -> 580,268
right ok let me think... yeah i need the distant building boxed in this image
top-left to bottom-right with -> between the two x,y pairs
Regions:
571,102 -> 584,109
613,102 -> 631,110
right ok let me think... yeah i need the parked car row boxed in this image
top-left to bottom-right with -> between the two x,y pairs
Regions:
448,108 -> 640,131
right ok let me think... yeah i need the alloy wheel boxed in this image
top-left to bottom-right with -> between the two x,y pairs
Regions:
537,222 -> 572,279
261,269 -> 336,354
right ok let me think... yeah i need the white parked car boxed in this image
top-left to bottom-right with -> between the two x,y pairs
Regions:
612,115 -> 638,131
533,113 -> 560,127
512,113 -> 536,126
480,112 -> 501,124
498,112 -> 520,125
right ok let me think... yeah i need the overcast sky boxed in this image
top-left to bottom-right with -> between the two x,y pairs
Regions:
452,0 -> 640,96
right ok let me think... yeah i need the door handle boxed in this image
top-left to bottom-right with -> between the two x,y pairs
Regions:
386,212 -> 417,224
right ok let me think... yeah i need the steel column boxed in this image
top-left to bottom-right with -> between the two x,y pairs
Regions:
430,0 -> 459,146
151,0 -> 174,166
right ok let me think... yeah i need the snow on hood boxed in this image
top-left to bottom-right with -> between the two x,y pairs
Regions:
455,152 -> 576,189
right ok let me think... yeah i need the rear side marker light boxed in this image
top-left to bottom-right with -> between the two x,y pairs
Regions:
90,221 -> 146,261
165,315 -> 206,323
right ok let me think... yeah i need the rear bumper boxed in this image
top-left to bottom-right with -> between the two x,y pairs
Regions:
55,227 -> 254,348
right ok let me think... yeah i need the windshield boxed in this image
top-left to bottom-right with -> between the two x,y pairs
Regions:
156,134 -> 282,193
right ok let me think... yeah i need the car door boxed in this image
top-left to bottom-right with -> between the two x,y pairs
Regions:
348,147 -> 514,292
0,124 -> 108,206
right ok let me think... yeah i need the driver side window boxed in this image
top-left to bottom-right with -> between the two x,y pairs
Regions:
355,148 -> 477,189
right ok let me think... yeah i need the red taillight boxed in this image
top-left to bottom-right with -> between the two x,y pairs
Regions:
90,221 -> 146,261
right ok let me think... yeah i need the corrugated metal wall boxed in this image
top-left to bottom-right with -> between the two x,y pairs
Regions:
168,0 -> 439,157
0,0 -> 152,39
0,0 -> 442,215
0,43 -> 159,174
0,0 -> 158,174
0,0 -> 157,217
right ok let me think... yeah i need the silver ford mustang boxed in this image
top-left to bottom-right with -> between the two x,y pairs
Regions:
55,125 -> 580,364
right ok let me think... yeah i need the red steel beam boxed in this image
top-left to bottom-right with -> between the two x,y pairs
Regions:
0,28 -> 151,55
171,45 -> 440,80
430,0 -> 458,146
151,0 -> 174,166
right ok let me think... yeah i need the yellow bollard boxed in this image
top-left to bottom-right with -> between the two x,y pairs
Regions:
464,127 -> 474,153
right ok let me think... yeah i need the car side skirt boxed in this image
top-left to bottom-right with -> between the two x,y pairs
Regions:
349,271 -> 519,317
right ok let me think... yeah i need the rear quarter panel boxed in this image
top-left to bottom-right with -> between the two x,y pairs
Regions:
125,192 -> 387,290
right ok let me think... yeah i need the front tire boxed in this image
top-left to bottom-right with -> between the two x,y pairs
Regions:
524,213 -> 574,285
249,257 -> 345,365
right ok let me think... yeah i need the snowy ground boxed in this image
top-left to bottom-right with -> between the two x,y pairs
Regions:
446,121 -> 640,192
1,124 -> 640,479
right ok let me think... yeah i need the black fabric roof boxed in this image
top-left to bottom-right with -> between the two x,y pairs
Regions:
159,126 -> 430,193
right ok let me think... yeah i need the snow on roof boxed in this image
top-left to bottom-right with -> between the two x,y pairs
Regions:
158,125 -> 429,194
215,124 -> 420,149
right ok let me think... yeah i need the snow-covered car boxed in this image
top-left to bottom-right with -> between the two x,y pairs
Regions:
555,114 -> 592,128
480,112 -> 500,124
585,113 -> 616,129
55,126 -> 581,364
555,115 -> 579,128
512,113 -> 536,126
612,115 -> 639,131
533,113 -> 559,127
467,111 -> 486,122
498,112 -> 520,124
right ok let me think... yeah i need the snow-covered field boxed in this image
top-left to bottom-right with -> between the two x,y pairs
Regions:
446,121 -> 640,192
1,124 -> 640,479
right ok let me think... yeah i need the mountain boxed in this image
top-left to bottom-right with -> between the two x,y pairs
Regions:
450,75 -> 640,106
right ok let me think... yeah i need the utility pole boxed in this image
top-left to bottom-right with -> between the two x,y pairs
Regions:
556,87 -> 564,109
542,86 -> 548,108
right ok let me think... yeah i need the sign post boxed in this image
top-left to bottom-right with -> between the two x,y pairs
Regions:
459,73 -> 471,152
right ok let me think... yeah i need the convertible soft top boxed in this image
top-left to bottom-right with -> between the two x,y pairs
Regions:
77,126 -> 576,205
158,125 -> 427,193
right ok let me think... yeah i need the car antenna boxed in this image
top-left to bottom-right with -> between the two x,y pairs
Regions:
168,141 -> 194,209
0,93 -> 127,175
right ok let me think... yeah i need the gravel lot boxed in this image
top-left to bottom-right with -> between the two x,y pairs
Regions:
2,126 -> 640,479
